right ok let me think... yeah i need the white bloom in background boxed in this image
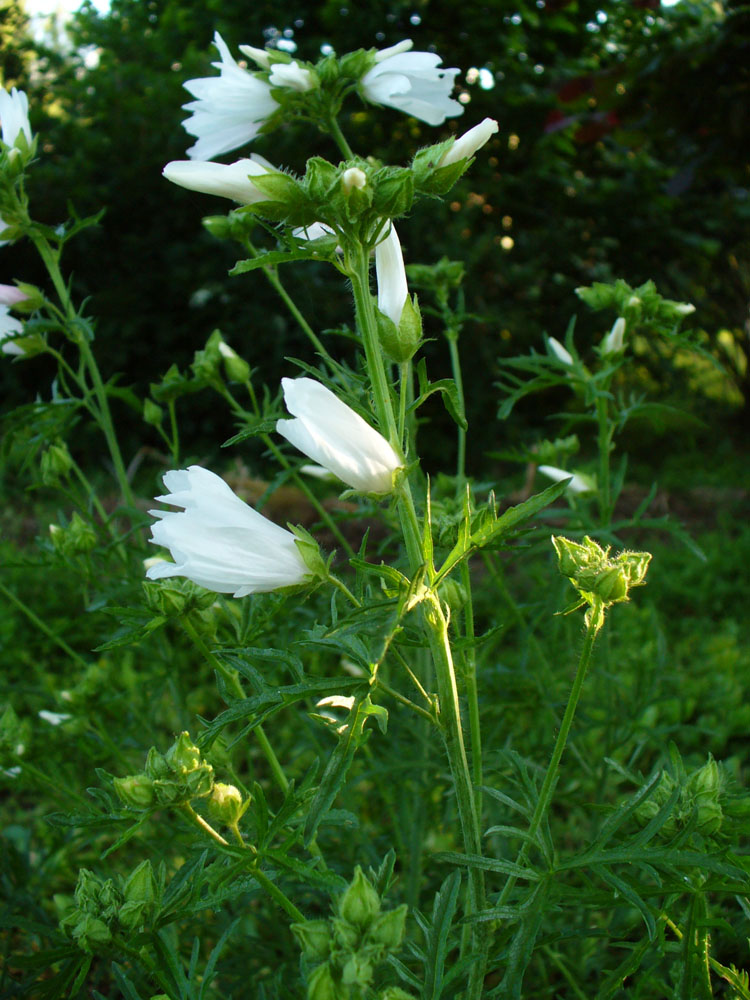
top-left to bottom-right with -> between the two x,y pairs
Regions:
146,466 -> 310,597
361,39 -> 462,126
375,224 -> 408,327
162,155 -> 276,203
548,337 -> 574,366
0,305 -> 23,356
601,316 -> 626,356
538,465 -> 591,494
182,32 -> 279,160
0,86 -> 32,148
440,117 -> 499,167
276,377 -> 402,494
38,710 -> 72,726
674,302 -> 696,316
294,221 -> 336,241
268,60 -> 315,92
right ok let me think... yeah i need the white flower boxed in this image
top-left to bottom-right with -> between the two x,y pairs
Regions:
538,465 -> 591,494
182,32 -> 279,160
440,117 -> 499,167
548,337 -> 574,366
0,305 -> 24,356
162,155 -> 277,203
146,465 -> 311,597
276,377 -> 402,494
601,317 -> 625,356
0,87 -> 32,148
375,223 -> 408,327
361,39 -> 462,126
268,61 -> 315,92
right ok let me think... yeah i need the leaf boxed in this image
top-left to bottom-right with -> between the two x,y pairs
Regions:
229,247 -> 320,275
432,851 -> 539,880
597,867 -> 656,939
422,871 -> 461,1000
304,694 -> 384,845
414,359 -> 468,429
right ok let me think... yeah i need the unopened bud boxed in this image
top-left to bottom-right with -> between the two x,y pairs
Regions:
367,903 -> 407,950
342,166 -> 367,192
338,866 -> 381,928
114,773 -> 155,809
291,919 -> 332,962
308,962 -> 339,1000
218,340 -> 251,382
207,782 -> 246,827
41,441 -> 73,483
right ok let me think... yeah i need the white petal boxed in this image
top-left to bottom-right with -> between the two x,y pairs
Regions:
440,118 -> 499,166
162,157 -> 272,203
276,378 -> 401,493
375,224 -> 408,327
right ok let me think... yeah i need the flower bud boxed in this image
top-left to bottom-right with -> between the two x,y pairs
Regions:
207,782 -> 246,827
119,860 -> 158,929
166,731 -> 202,774
338,867 -> 381,928
291,919 -> 332,962
144,747 -> 170,780
367,903 -> 407,951
143,398 -> 164,427
114,773 -> 156,810
547,337 -> 574,366
218,340 -> 251,382
341,166 -> 367,193
377,989 -> 418,1000
40,441 -> 73,483
341,953 -> 374,988
600,317 -> 625,356
696,800 -> 723,835
308,962 -> 340,1000
377,293 -> 422,363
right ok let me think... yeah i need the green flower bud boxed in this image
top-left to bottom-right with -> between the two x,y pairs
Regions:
341,953 -> 373,988
292,919 -> 333,962
689,757 -> 722,803
114,773 -> 155,810
202,214 -> 233,240
143,398 -> 164,427
331,916 -> 360,949
696,800 -> 723,835
377,989 -> 418,1000
144,747 -> 170,780
67,911 -> 112,952
96,879 -> 123,922
218,340 -> 251,383
367,904 -> 407,951
150,363 -> 188,404
552,535 -> 651,611
376,294 -> 422,363
305,157 -> 339,202
122,860 -> 157,912
372,166 -> 414,218
152,778 -> 184,805
307,961 -> 340,1000
166,732 -> 202,775
207,782 -> 246,827
40,441 -> 73,484
338,867 -> 381,929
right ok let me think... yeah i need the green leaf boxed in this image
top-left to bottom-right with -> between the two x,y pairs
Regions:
423,872 -> 461,1000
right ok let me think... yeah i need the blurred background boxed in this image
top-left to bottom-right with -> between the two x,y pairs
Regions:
2,0 -> 749,480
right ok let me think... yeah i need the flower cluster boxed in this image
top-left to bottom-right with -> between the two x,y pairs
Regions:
147,378 -> 403,595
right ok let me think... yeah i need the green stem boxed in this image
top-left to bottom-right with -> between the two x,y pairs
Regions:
460,560 -> 482,818
446,334 -> 467,485
244,239 -> 334,363
181,616 -> 290,797
32,234 -> 135,508
251,865 -> 306,923
424,598 -> 487,1000
496,603 -> 603,909
180,801 -> 230,846
596,394 -> 612,526
326,112 -> 355,159
0,577 -> 90,672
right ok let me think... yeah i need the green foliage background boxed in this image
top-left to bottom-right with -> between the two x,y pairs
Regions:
3,0 -> 749,470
